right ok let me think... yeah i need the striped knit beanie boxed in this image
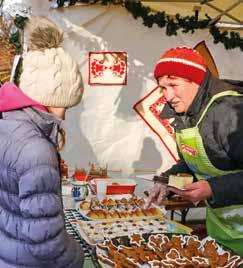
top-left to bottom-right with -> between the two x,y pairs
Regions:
154,46 -> 207,85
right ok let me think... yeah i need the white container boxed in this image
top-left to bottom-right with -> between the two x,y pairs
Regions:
96,180 -> 107,201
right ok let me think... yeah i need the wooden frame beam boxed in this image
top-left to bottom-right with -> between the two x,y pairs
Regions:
205,1 -> 242,24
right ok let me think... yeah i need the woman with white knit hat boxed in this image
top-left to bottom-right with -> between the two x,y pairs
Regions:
0,16 -> 84,267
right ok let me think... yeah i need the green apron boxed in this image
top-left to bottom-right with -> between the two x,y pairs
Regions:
176,90 -> 243,256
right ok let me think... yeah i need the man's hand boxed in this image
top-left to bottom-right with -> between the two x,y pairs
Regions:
168,180 -> 213,203
144,183 -> 168,208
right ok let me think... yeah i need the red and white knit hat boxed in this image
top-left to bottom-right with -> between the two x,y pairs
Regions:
154,46 -> 207,85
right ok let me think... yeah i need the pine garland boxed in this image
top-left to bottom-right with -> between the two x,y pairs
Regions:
56,0 -> 243,51
125,1 -> 243,50
9,15 -> 27,53
10,16 -> 27,85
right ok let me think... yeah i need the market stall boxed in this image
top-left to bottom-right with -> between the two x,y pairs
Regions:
1,1 -> 243,267
62,173 -> 243,267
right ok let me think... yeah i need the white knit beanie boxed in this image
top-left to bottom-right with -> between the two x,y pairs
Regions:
19,47 -> 83,108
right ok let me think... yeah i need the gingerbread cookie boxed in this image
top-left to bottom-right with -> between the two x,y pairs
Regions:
97,253 -> 115,266
129,233 -> 145,247
166,248 -> 181,260
97,239 -> 117,251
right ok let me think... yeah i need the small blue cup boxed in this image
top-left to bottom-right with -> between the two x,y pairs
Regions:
71,183 -> 89,201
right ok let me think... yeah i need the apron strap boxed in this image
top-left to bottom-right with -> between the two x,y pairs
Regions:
196,90 -> 243,127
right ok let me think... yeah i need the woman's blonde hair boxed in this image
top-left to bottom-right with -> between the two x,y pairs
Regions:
25,16 -> 63,51
57,128 -> 66,152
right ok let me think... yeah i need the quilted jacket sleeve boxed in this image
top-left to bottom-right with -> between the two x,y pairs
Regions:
17,139 -> 84,268
207,97 -> 243,208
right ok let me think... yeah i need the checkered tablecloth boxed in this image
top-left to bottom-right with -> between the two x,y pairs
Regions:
64,209 -> 94,257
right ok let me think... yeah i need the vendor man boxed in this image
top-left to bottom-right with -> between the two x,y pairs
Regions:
146,46 -> 243,256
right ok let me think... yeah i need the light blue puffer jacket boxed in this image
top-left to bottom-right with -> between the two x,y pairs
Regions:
0,86 -> 84,267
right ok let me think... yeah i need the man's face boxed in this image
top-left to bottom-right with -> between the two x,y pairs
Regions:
158,75 -> 199,113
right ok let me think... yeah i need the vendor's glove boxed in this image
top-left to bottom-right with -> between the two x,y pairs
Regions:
144,183 -> 168,208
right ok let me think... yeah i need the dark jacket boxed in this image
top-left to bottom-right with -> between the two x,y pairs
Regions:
158,72 -> 243,208
0,82 -> 84,267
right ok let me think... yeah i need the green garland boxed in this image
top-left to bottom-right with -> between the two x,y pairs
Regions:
56,0 -> 243,51
8,15 -> 28,53
11,16 -> 27,85
8,16 -> 27,84
124,1 -> 243,51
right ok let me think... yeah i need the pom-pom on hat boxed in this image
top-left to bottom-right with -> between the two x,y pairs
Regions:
19,16 -> 83,108
154,46 -> 207,85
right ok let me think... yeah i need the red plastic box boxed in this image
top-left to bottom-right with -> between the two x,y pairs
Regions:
91,178 -> 137,195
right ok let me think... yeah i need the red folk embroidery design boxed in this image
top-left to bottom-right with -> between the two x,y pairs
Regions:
149,95 -> 175,139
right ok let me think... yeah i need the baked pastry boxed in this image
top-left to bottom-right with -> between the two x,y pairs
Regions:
101,198 -> 117,207
119,212 -> 130,218
111,211 -> 120,219
143,207 -> 162,217
132,208 -> 145,217
168,173 -> 193,189
79,201 -> 90,210
86,210 -> 99,219
107,198 -> 117,207
87,210 -> 107,219
135,198 -> 145,207
118,198 -> 129,208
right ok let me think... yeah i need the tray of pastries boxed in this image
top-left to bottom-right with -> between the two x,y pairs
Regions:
76,216 -> 174,245
93,233 -> 243,268
78,195 -> 165,220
